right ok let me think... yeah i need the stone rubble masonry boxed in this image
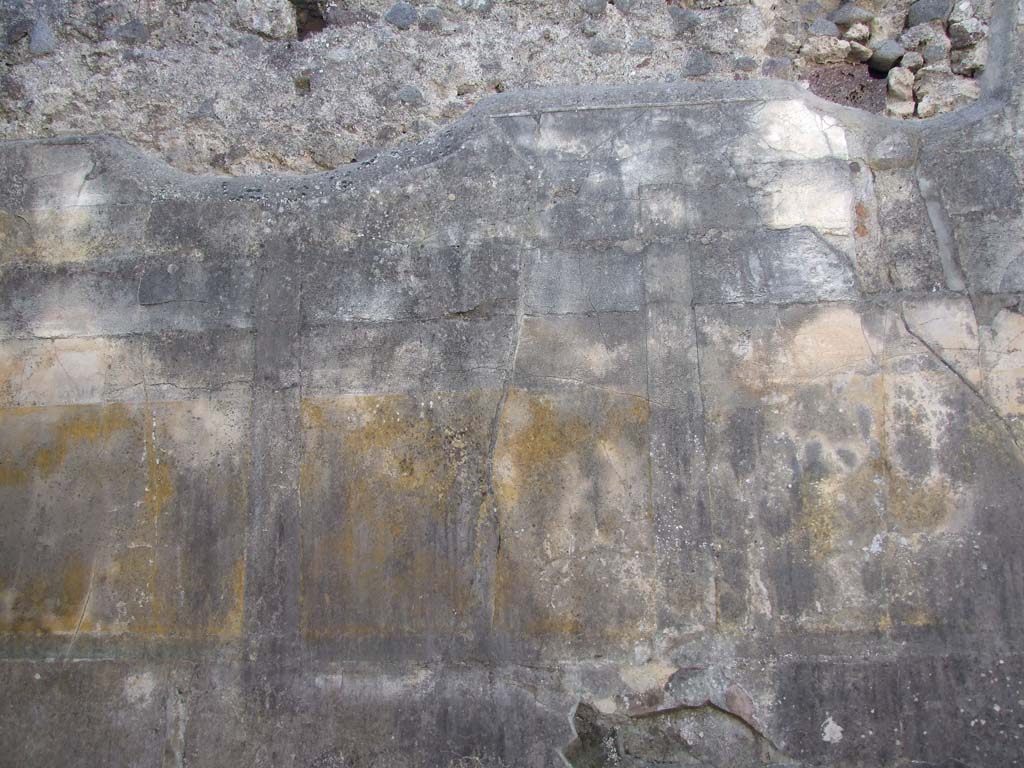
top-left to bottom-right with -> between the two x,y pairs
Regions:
0,0 -> 995,176
0,1 -> 1023,767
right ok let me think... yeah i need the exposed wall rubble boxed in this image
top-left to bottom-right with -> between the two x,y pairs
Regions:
0,1 -> 1023,767
798,0 -> 992,118
0,0 -> 996,175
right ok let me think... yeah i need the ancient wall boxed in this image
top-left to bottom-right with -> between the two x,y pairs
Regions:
1,1 -> 1024,767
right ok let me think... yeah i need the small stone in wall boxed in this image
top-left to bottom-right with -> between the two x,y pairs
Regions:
235,0 -> 295,40
734,55 -> 758,72
809,18 -> 841,37
951,39 -> 987,75
395,84 -> 424,105
949,0 -> 975,23
579,0 -> 607,18
867,132 -> 918,170
830,3 -> 874,26
28,17 -> 55,56
669,6 -> 700,36
589,37 -> 623,56
886,97 -> 915,119
112,19 -> 149,44
900,22 -> 943,52
417,7 -> 444,31
915,68 -> 980,117
907,0 -> 953,27
922,34 -> 952,65
844,22 -> 870,42
800,36 -> 853,64
681,51 -> 714,76
901,22 -> 953,66
886,67 -> 916,118
887,66 -> 915,101
630,37 -> 655,55
848,41 -> 872,62
821,715 -> 844,743
456,0 -> 495,12
762,57 -> 793,78
949,18 -> 987,49
902,51 -> 925,71
384,2 -> 417,30
5,17 -> 32,45
868,39 -> 905,72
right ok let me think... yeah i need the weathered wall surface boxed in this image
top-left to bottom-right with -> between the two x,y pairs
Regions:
1,1 -> 1024,767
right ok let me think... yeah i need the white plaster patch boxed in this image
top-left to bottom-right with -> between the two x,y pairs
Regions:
864,533 -> 885,560
27,145 -> 104,210
535,117 -> 592,157
749,568 -> 773,619
786,306 -> 875,382
981,309 -> 1024,417
13,340 -> 111,407
124,671 -> 157,705
314,667 -> 433,696
821,714 -> 844,743
761,164 -> 853,235
619,660 -> 677,693
904,298 -> 982,387
745,100 -> 849,161
592,697 -> 618,715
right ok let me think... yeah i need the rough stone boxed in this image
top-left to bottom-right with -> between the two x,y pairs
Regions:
734,55 -> 757,72
951,38 -> 988,75
669,6 -> 700,36
395,83 -> 424,105
234,0 -> 295,39
417,7 -> 444,31
949,18 -> 988,49
762,56 -> 793,78
630,37 -> 655,55
326,6 -> 378,27
456,0 -> 496,12
923,34 -> 953,63
848,40 -> 873,62
900,21 -> 943,51
949,0 -> 975,23
868,39 -> 906,71
867,132 -> 919,170
829,3 -> 875,26
902,50 -> 925,70
915,67 -> 982,116
887,65 -> 916,100
112,19 -> 150,45
384,1 -> 417,30
5,17 -> 32,45
26,17 -> 54,56
800,35 -> 852,64
907,0 -> 953,27
809,18 -> 840,37
588,36 -> 622,56
885,94 -> 916,117
681,50 -> 714,76
843,22 -> 870,42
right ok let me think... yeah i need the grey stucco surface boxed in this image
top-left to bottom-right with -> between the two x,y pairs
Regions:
1,3 -> 1024,767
